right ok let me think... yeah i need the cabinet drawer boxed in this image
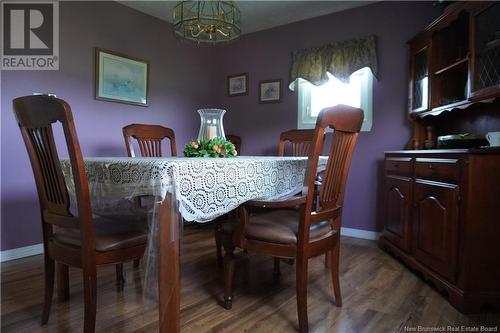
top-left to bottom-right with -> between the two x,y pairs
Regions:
385,157 -> 412,175
415,158 -> 459,182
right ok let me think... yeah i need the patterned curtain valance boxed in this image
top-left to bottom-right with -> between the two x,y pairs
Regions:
289,35 -> 378,89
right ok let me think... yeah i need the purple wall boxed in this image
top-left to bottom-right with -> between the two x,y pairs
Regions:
1,1 -> 441,251
214,2 -> 441,232
1,1 -> 218,251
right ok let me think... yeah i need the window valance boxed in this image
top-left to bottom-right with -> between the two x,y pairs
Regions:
290,35 -> 378,89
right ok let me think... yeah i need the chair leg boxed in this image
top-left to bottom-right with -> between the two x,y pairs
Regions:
83,265 -> 97,333
324,251 -> 331,268
116,264 -> 125,291
41,255 -> 55,325
56,262 -> 70,302
330,241 -> 342,307
296,257 -> 309,333
273,257 -> 281,282
214,223 -> 223,268
133,259 -> 141,269
223,243 -> 235,309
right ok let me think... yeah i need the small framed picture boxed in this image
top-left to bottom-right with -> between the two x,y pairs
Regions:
95,48 -> 149,106
259,79 -> 282,103
227,73 -> 248,97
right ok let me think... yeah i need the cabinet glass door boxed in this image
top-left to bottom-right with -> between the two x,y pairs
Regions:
412,48 -> 429,112
472,3 -> 500,97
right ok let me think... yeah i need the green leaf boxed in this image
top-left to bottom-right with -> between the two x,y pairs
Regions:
183,137 -> 239,158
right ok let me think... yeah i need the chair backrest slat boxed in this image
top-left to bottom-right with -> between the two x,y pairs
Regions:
27,126 -> 67,206
123,124 -> 176,157
319,131 -> 358,207
278,129 -> 314,157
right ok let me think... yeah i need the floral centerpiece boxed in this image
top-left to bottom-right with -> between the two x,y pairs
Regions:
183,137 -> 237,158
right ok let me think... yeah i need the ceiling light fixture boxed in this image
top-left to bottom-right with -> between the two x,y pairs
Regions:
173,1 -> 241,45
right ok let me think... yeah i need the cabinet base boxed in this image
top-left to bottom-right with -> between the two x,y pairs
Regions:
379,236 -> 500,313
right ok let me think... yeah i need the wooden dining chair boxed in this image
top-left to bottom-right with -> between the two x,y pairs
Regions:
280,128 -> 335,269
13,95 -> 148,333
214,130 -> 315,267
226,134 -> 242,155
122,123 -> 177,268
221,105 -> 364,333
123,123 -> 177,158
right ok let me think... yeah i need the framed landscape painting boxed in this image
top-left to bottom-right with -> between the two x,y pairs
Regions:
227,73 -> 248,97
259,79 -> 282,103
95,48 -> 149,106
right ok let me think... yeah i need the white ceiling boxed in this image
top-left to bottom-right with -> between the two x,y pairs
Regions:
118,1 -> 374,34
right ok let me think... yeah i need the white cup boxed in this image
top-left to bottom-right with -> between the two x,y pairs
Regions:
486,131 -> 500,147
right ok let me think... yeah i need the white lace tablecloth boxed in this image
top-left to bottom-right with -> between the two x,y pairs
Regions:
60,156 -> 327,302
61,156 -> 327,222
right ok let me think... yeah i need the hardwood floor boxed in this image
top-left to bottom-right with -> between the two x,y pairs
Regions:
2,223 -> 499,333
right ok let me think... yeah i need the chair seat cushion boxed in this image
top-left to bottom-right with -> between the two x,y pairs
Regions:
223,209 -> 335,244
51,217 -> 148,252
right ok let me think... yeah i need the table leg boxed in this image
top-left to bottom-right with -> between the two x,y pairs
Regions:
158,195 -> 180,333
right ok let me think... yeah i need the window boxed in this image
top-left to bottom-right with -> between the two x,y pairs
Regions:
297,67 -> 373,131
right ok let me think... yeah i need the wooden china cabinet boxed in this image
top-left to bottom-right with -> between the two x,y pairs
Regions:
379,2 -> 500,314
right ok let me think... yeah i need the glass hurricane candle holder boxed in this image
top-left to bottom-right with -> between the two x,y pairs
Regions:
197,109 -> 226,141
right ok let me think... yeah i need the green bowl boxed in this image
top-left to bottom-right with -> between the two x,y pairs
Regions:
437,134 -> 488,149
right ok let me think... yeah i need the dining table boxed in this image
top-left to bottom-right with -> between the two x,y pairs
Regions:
61,155 -> 327,332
